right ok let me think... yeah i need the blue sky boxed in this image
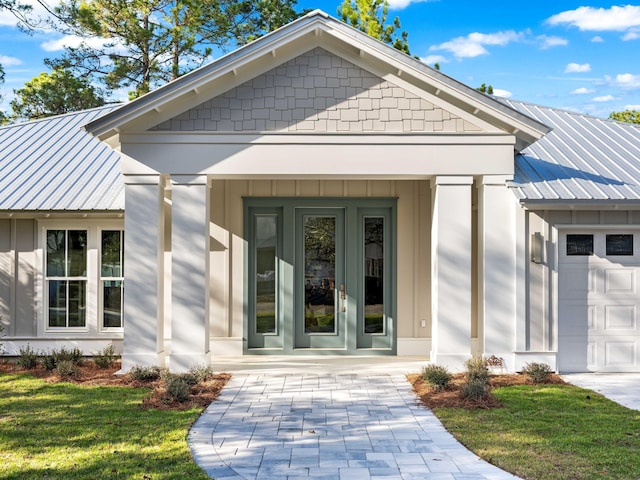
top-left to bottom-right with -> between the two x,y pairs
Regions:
1,1 -> 640,118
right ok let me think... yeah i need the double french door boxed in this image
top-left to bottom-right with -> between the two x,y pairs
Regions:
245,199 -> 395,354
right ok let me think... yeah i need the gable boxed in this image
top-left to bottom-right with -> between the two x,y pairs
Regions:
151,48 -> 482,134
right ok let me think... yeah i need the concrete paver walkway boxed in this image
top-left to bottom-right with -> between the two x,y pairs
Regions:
189,359 -> 519,480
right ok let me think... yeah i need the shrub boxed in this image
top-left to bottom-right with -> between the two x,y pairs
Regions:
0,320 -> 5,355
93,344 -> 117,369
42,354 -> 57,371
189,364 -> 214,383
128,365 -> 164,382
465,356 -> 490,383
55,360 -> 79,378
53,347 -> 84,365
17,345 -> 39,369
164,374 -> 193,402
522,362 -> 553,383
422,364 -> 452,390
462,378 -> 488,400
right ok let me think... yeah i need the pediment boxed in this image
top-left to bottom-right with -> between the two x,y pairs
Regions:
151,48 -> 483,134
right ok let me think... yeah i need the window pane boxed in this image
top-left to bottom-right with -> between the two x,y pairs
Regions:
68,280 -> 86,327
364,217 -> 384,334
606,234 -> 633,256
48,280 -> 67,327
255,216 -> 277,334
68,230 -> 87,276
304,216 -> 336,333
567,234 -> 594,256
103,280 -> 122,328
46,230 -> 66,277
102,230 -> 122,277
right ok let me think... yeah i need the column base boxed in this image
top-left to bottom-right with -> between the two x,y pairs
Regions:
429,352 -> 472,373
168,352 -> 211,372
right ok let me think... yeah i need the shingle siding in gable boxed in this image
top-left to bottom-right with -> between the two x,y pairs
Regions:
152,48 -> 482,134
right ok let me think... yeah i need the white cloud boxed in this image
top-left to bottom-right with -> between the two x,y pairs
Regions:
420,54 -> 447,66
492,88 -> 512,98
537,35 -> 568,49
0,0 -> 57,27
591,36 -> 604,42
623,30 -> 640,41
0,55 -> 22,66
565,63 -> 591,73
387,0 -> 432,10
571,87 -> 594,94
429,30 -> 523,59
547,5 -> 640,31
593,95 -> 615,102
625,104 -> 640,110
612,73 -> 640,89
41,35 -> 111,52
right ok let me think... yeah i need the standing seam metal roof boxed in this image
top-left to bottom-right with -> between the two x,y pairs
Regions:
504,99 -> 640,203
0,105 -> 124,211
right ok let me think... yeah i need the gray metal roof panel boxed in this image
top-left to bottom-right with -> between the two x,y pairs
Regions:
0,105 -> 124,211
504,99 -> 640,203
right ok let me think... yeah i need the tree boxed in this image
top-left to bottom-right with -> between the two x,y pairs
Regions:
337,0 -> 411,55
49,0 -> 303,99
609,110 -> 640,124
476,83 -> 494,95
9,68 -> 105,122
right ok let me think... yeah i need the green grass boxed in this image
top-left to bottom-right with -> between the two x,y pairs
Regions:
0,373 -> 211,480
434,384 -> 640,479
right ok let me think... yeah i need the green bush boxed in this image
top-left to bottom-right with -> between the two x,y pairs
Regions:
53,346 -> 84,365
128,365 -> 164,382
189,364 -> 214,383
42,354 -> 57,371
93,344 -> 117,369
422,364 -> 452,390
465,356 -> 490,383
17,345 -> 39,369
55,360 -> 79,378
462,378 -> 488,400
522,362 -> 553,383
164,374 -> 193,402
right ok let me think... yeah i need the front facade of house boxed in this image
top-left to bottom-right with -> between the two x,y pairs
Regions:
2,11 -> 640,373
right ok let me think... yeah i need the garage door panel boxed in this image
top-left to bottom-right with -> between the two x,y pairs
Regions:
604,268 -> 636,294
559,303 -> 594,335
561,267 -> 594,297
605,341 -> 636,369
604,305 -> 636,331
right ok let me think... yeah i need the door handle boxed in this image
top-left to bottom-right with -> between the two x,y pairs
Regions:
339,284 -> 346,312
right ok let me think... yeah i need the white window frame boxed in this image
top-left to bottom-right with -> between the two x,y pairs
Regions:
37,219 -> 124,336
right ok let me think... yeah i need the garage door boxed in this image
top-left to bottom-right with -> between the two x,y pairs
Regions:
558,231 -> 640,372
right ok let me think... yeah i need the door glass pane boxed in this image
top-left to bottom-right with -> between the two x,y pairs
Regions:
46,230 -> 66,277
68,230 -> 87,276
48,280 -> 67,327
103,280 -> 123,328
255,216 -> 277,334
304,216 -> 336,333
364,217 -> 384,334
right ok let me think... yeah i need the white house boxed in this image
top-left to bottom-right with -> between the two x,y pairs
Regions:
2,11 -> 640,373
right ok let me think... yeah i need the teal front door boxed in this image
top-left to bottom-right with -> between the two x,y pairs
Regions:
245,199 -> 395,354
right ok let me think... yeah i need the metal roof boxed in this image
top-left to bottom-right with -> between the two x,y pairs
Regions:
505,99 -> 640,205
0,105 -> 124,211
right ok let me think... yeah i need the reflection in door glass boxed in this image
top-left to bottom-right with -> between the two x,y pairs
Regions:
255,216 -> 277,334
304,216 -> 336,333
364,217 -> 384,334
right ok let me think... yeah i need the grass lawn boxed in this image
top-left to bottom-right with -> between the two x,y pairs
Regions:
433,383 -> 640,480
0,373 -> 212,480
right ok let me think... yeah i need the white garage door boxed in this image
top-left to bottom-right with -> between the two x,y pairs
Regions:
558,231 -> 640,372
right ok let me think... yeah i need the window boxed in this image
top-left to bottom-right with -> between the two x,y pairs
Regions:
101,230 -> 124,328
46,230 -> 87,328
606,234 -> 633,256
566,234 -> 594,256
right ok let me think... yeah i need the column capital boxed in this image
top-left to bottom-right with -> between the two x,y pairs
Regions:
432,175 -> 473,187
171,174 -> 208,186
479,174 -> 513,186
124,174 -> 161,186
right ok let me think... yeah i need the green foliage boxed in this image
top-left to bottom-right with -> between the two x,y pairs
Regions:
0,374 -> 211,478
128,365 -> 164,381
0,317 -> 5,355
50,0 -> 303,98
163,373 -> 194,402
461,378 -> 488,400
9,68 -> 105,122
609,109 -> 640,124
464,356 -> 490,383
93,344 -> 117,369
42,354 -> 57,371
55,359 -> 79,378
42,347 -> 84,370
522,362 -> 552,383
17,345 -> 39,369
435,384 -> 640,479
338,0 -> 411,54
188,364 -> 214,383
476,83 -> 494,95
422,364 -> 452,390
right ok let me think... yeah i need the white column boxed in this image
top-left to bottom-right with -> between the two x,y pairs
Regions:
478,175 -> 516,371
169,175 -> 210,371
122,175 -> 165,370
430,176 -> 473,370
